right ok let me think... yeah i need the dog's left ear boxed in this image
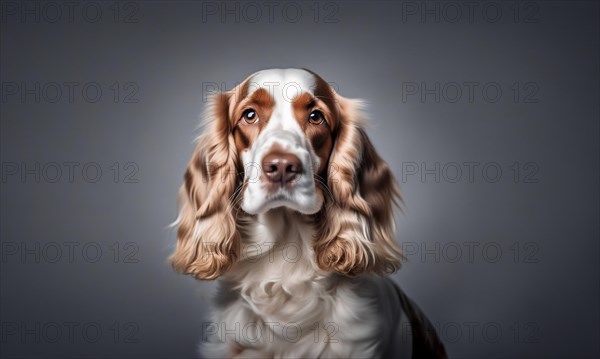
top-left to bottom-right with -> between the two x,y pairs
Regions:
314,93 -> 402,275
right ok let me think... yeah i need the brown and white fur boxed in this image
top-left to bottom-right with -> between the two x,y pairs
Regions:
170,69 -> 447,358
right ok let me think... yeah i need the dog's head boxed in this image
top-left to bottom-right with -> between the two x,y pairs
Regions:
171,68 -> 402,279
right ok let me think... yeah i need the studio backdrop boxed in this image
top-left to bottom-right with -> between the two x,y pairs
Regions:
1,1 -> 598,358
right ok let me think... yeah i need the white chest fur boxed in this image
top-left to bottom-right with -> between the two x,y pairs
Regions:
200,210 -> 403,358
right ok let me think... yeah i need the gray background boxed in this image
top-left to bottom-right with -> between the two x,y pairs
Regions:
1,1 -> 598,358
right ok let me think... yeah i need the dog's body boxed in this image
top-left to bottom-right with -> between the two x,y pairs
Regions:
206,210 -> 410,358
171,69 -> 446,358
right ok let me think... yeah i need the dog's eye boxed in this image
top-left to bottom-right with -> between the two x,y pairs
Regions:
242,109 -> 258,124
308,110 -> 325,125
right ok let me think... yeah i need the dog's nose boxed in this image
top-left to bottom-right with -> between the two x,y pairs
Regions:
262,152 -> 303,185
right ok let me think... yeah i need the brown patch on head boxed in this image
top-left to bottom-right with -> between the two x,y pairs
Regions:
304,69 -> 340,129
291,79 -> 336,175
231,87 -> 275,155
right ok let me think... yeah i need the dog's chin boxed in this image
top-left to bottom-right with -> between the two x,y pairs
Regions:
242,191 -> 323,215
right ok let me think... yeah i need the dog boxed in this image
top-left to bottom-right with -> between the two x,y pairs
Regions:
170,68 -> 447,358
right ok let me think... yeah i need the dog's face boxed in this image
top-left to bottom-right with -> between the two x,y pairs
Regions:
171,68 -> 402,280
232,69 -> 336,215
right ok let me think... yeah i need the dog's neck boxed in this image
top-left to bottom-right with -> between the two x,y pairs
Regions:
227,208 -> 325,281
221,208 -> 335,320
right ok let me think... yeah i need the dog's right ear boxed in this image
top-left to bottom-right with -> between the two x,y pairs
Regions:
170,92 -> 240,280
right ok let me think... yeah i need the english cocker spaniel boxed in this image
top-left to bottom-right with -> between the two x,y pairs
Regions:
171,68 -> 447,358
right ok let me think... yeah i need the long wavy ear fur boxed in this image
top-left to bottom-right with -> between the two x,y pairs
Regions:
315,93 -> 402,276
170,93 -> 240,280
